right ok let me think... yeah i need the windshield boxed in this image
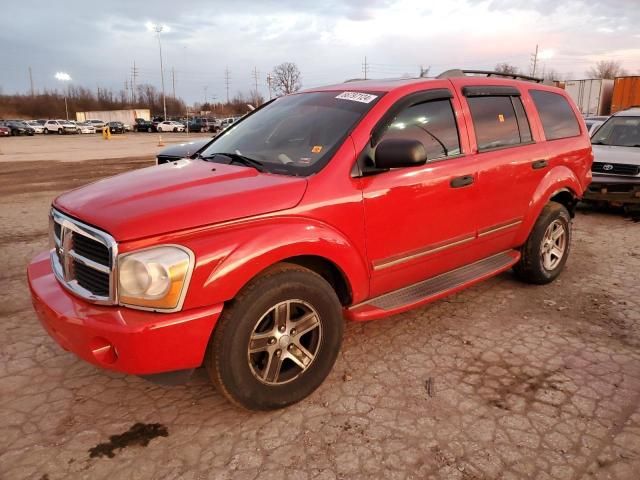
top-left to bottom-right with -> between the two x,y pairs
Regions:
200,90 -> 382,176
592,116 -> 640,147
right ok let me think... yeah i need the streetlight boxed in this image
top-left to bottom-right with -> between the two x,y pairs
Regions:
146,22 -> 169,120
55,72 -> 72,120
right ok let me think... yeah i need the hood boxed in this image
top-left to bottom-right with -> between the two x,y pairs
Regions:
592,144 -> 640,166
54,159 -> 307,241
158,138 -> 212,158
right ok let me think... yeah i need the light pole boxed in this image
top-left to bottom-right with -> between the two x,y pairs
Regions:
55,72 -> 71,120
147,22 -> 168,120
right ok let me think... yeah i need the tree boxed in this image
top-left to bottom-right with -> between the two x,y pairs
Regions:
587,60 -> 627,79
542,68 -> 561,81
272,62 -> 302,96
495,63 -> 520,75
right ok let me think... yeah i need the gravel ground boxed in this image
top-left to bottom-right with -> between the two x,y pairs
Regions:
1,157 -> 640,480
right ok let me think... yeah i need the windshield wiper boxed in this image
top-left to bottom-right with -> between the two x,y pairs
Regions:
198,152 -> 266,172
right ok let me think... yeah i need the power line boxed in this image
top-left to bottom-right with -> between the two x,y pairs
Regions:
362,56 -> 370,80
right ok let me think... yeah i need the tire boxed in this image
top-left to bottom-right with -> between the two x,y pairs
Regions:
147,127 -> 152,133
173,127 -> 177,132
44,129 -> 49,135
514,202 -> 571,285
58,128 -> 63,135
205,263 -> 344,410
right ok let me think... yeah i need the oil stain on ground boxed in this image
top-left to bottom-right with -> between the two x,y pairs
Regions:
88,423 -> 168,459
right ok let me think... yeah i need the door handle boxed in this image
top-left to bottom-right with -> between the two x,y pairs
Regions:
450,174 -> 474,188
532,159 -> 548,170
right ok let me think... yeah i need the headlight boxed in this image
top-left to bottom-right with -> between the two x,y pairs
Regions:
118,245 -> 194,311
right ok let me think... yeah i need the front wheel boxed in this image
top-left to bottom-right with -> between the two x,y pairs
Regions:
58,128 -> 63,135
205,263 -> 344,410
514,202 -> 571,284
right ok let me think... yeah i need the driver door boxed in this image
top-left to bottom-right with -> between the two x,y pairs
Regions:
360,90 -> 482,297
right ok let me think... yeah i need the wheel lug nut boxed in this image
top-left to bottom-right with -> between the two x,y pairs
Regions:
279,326 -> 286,333
290,329 -> 296,335
288,344 -> 293,351
275,349 -> 281,357
268,338 -> 276,345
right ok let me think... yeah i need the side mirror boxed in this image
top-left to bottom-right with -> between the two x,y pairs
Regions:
374,139 -> 427,169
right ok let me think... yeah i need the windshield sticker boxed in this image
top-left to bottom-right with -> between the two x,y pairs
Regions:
311,145 -> 323,153
335,91 -> 378,104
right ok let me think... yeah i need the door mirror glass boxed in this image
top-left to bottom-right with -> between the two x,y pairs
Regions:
375,138 -> 427,169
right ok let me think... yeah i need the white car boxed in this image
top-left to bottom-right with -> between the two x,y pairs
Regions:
584,107 -> 640,205
44,119 -> 78,135
77,123 -> 96,134
157,121 -> 185,133
25,120 -> 44,134
86,119 -> 106,132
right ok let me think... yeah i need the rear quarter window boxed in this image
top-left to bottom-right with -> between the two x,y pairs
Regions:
467,96 -> 531,151
530,90 -> 581,140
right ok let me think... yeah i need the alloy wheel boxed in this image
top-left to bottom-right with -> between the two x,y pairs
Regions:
541,219 -> 566,270
248,299 -> 322,385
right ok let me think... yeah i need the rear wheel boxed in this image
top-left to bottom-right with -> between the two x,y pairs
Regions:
514,202 -> 571,284
205,263 -> 344,410
44,128 -> 49,134
57,128 -> 63,135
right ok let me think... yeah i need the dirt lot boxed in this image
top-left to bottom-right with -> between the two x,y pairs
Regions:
0,132 -> 209,163
1,150 -> 640,479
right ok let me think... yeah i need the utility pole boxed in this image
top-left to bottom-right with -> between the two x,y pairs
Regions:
28,67 -> 34,96
124,78 -> 129,103
362,56 -> 370,80
131,61 -> 138,103
266,73 -> 273,100
530,44 -> 539,77
224,67 -> 231,104
419,65 -> 431,77
252,66 -> 259,94
172,67 -> 176,99
204,85 -> 208,106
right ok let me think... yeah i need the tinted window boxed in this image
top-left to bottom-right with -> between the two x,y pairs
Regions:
530,90 -> 581,140
467,96 -> 526,151
379,99 -> 460,160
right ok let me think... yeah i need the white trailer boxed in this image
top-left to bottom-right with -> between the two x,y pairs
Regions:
75,109 -> 151,124
564,79 -> 614,116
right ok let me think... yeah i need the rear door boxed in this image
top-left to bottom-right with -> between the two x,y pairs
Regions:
455,81 -> 549,255
360,88 -> 484,297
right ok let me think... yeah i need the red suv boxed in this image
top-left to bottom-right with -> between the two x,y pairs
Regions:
28,71 -> 592,410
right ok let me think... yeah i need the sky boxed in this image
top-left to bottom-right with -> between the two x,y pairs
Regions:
1,0 -> 639,104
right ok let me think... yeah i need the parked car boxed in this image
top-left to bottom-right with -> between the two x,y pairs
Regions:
134,118 -> 154,132
25,120 -> 45,134
157,120 -> 185,133
584,107 -> 640,205
86,119 -> 106,132
156,138 -> 213,164
584,115 -> 609,135
0,125 -> 10,137
28,73 -> 592,410
44,120 -> 77,135
186,118 -> 218,133
0,120 -> 35,136
77,122 -> 96,134
107,121 -> 126,134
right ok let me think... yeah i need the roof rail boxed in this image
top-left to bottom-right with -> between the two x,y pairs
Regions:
437,69 -> 544,83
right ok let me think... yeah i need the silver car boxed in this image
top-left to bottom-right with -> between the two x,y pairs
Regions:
585,108 -> 640,205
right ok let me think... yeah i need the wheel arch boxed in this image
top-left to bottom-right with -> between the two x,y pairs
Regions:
515,166 -> 582,245
182,218 -> 370,310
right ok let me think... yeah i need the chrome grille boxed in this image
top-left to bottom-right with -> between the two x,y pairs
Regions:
592,162 -> 640,176
50,209 -> 117,304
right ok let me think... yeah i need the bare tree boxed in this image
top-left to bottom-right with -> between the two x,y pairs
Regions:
587,60 -> 627,79
543,68 -> 561,81
495,63 -> 520,75
272,62 -> 302,96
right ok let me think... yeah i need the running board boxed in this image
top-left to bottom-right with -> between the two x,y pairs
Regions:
346,250 -> 520,322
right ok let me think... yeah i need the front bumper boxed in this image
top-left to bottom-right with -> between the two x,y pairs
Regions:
583,173 -> 640,204
27,251 -> 223,375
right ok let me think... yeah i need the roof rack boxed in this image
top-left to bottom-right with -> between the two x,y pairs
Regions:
437,69 -> 544,83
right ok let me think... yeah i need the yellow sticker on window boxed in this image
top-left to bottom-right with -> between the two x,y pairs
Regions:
498,114 -> 505,123
312,145 -> 323,153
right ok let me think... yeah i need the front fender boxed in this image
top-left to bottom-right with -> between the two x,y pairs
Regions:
182,217 -> 370,309
515,165 -> 582,245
